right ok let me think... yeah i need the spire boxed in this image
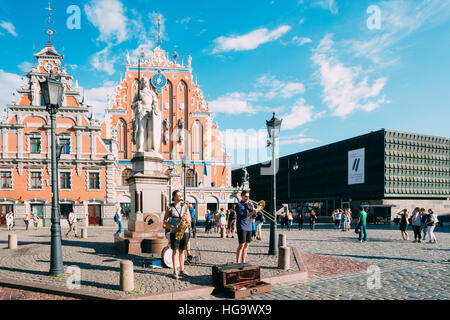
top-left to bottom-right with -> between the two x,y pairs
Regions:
156,15 -> 162,47
45,0 -> 54,46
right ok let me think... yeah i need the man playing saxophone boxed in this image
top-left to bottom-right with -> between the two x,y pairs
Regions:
163,190 -> 191,279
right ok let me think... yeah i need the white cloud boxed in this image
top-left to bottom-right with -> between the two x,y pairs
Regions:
280,137 -> 319,145
0,69 -> 22,113
212,25 -> 291,53
18,61 -> 33,73
312,34 -> 389,118
292,36 -> 312,46
90,46 -> 117,75
83,81 -> 117,119
177,17 -> 191,24
311,0 -> 339,15
0,21 -> 18,37
280,98 -> 323,130
347,0 -> 450,65
84,0 -> 128,44
209,92 -> 257,114
254,75 -> 305,99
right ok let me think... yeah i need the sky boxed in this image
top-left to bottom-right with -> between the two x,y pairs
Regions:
0,0 -> 449,168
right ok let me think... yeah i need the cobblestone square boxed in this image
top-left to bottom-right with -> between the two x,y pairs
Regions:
0,222 -> 448,300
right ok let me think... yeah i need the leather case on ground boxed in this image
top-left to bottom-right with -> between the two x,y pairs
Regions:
212,263 -> 272,299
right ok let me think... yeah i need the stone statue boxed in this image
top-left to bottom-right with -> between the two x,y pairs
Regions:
132,77 -> 161,153
242,168 -> 249,185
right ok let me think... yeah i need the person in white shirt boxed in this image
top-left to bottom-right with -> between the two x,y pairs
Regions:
5,211 -> 14,231
66,210 -> 78,238
426,209 -> 438,244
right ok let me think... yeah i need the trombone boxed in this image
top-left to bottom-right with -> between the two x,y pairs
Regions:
248,199 -> 276,223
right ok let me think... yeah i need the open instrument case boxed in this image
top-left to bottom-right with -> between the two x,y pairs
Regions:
212,263 -> 272,299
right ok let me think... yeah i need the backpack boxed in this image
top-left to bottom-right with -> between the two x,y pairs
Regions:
114,213 -> 118,222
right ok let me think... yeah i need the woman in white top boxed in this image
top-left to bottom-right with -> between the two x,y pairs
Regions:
426,209 -> 438,244
5,211 -> 14,231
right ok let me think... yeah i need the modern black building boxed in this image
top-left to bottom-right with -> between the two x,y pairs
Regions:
232,129 -> 450,223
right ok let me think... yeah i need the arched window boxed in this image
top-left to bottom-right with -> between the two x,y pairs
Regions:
186,169 -> 197,187
118,119 -> 127,158
122,168 -> 132,186
192,120 -> 203,160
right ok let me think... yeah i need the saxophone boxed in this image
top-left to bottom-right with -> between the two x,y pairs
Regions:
175,201 -> 191,240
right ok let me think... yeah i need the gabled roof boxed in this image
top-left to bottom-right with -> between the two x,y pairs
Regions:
34,41 -> 62,59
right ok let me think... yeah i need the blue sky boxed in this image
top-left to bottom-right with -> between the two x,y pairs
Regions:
1,0 -> 449,167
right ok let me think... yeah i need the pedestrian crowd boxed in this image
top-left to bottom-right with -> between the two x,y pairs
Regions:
394,207 -> 439,244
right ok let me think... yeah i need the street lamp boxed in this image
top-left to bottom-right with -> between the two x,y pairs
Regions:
40,74 -> 64,276
266,112 -> 282,255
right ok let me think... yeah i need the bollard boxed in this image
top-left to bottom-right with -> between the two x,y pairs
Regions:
278,246 -> 291,270
8,234 -> 17,249
220,227 -> 226,238
120,260 -> 134,292
278,233 -> 286,248
81,228 -> 88,239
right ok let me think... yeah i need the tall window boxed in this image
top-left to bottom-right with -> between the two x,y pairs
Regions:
59,138 -> 71,154
192,121 -> 203,160
30,138 -> 41,153
89,173 -> 100,190
0,172 -> 12,189
118,119 -> 127,158
186,169 -> 197,187
30,172 -> 42,189
122,169 -> 132,185
60,172 -> 71,189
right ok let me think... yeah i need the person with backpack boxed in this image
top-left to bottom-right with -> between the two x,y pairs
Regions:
286,211 -> 293,231
226,206 -> 237,238
421,209 -> 430,241
426,209 -> 438,244
205,210 -> 212,233
114,204 -> 123,235
255,210 -> 264,240
335,209 -> 342,231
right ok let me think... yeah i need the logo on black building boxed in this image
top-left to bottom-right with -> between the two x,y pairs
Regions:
352,158 -> 361,172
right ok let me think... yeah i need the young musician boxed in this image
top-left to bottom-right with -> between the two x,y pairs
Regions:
163,190 -> 191,279
235,190 -> 261,263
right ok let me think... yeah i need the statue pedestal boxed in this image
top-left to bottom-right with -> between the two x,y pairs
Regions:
114,152 -> 169,255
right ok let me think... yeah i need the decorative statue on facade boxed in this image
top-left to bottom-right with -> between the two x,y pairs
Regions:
132,76 -> 161,153
242,167 -> 250,189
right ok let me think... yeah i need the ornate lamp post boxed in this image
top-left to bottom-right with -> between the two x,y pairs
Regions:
40,74 -> 64,276
266,112 -> 282,255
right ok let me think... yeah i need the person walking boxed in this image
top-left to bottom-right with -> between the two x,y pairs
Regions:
189,204 -> 196,238
5,211 -> 14,231
421,209 -> 430,241
309,210 -> 317,230
297,209 -> 304,230
23,212 -> 31,231
357,207 -> 368,242
65,209 -> 78,238
32,213 -> 40,230
114,204 -> 123,235
214,210 -> 220,233
219,208 -> 227,235
163,190 -> 191,279
411,207 -> 422,243
255,210 -> 264,240
346,209 -> 352,231
226,206 -> 237,238
335,209 -> 342,231
286,210 -> 293,231
235,190 -> 261,263
426,209 -> 438,244
341,210 -> 349,232
205,210 -> 212,234
395,209 -> 409,240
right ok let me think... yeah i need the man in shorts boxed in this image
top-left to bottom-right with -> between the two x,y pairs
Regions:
235,190 -> 261,263
65,209 -> 78,238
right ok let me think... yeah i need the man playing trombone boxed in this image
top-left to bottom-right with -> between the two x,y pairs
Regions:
235,190 -> 261,263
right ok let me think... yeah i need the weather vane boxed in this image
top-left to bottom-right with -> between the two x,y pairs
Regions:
157,16 -> 162,47
45,0 -> 54,42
